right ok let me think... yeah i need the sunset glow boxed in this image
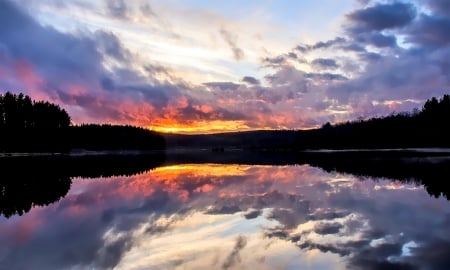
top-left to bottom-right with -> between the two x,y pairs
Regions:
149,120 -> 251,134
1,1 -> 450,133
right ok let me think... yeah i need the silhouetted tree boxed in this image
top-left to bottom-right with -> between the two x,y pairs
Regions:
289,93 -> 450,150
0,92 -> 71,152
0,92 -> 166,152
69,124 -> 166,151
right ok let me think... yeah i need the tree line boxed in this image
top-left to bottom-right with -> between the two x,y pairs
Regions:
0,92 -> 165,152
290,94 -> 450,150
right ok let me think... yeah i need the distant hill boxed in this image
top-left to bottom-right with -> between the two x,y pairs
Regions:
165,94 -> 450,150
164,130 -> 298,150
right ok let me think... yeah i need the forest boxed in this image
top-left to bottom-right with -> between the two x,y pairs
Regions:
165,94 -> 450,150
1,91 -> 449,152
290,94 -> 450,150
0,92 -> 165,152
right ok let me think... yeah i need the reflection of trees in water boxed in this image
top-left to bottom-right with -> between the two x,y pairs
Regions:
0,153 -> 165,218
0,176 -> 71,218
166,150 -> 450,200
2,151 -> 450,218
306,153 -> 450,200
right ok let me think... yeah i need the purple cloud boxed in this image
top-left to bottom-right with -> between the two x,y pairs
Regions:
347,2 -> 417,31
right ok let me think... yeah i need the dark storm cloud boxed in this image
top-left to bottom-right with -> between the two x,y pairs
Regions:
347,2 -> 417,31
219,27 -> 244,61
311,58 -> 339,70
241,76 -> 260,85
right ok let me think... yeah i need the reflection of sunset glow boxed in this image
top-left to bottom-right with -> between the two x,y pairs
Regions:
149,120 -> 251,134
152,164 -> 251,177
2,163 -> 450,270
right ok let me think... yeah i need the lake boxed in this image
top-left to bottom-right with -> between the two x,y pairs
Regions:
1,152 -> 450,269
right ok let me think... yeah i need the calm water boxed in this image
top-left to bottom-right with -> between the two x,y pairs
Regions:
1,155 -> 450,269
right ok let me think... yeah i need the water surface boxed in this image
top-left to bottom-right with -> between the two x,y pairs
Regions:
1,155 -> 450,269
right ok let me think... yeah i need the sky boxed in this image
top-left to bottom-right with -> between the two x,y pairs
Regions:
1,0 -> 450,133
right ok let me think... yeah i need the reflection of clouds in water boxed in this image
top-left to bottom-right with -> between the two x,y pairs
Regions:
0,164 -> 449,269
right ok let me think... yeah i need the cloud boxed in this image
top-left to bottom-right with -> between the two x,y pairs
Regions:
139,2 -> 156,16
355,32 -> 398,48
262,55 -> 287,67
347,2 -> 417,31
204,82 -> 241,91
0,1 -> 103,86
1,0 -> 246,130
426,0 -> 450,15
243,209 -> 262,219
222,235 -> 247,270
219,27 -> 244,61
95,31 -> 130,61
105,0 -> 128,18
407,14 -> 450,47
241,76 -> 260,85
3,0 -> 450,132
356,0 -> 371,5
296,37 -> 347,53
313,222 -> 343,235
311,58 -> 340,70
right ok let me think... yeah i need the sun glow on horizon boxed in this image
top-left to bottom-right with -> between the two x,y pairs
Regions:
148,120 -> 255,134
